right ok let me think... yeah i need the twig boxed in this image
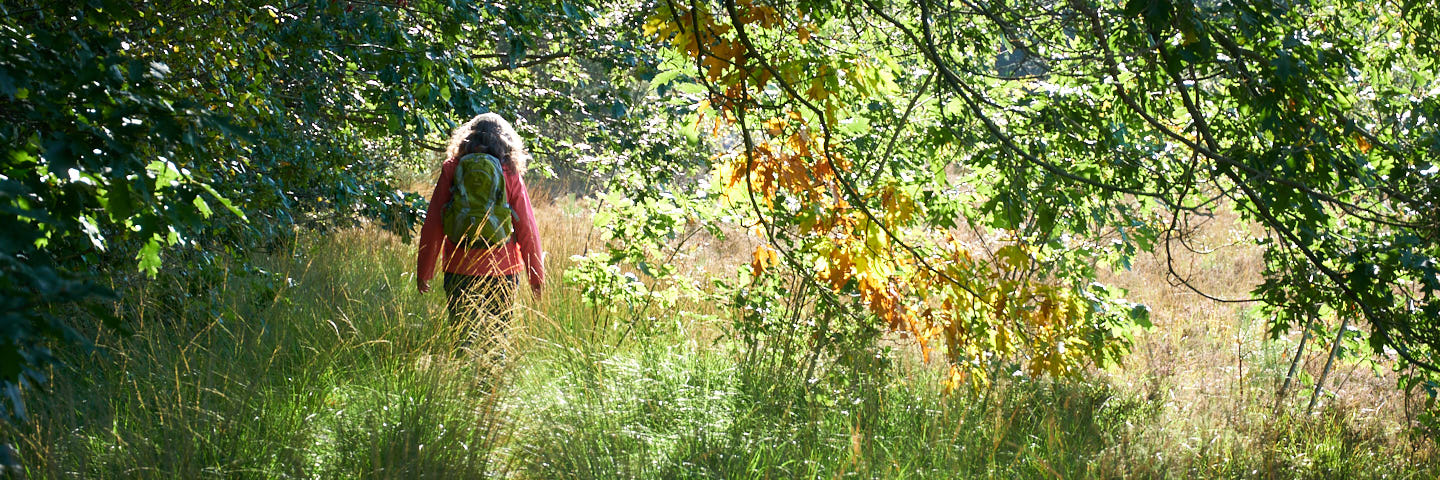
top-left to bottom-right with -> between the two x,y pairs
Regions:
1277,308 -> 1317,411
1309,312 -> 1351,415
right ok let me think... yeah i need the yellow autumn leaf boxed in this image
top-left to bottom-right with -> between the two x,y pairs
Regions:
642,17 -> 664,37
751,244 -> 779,276
806,78 -> 828,101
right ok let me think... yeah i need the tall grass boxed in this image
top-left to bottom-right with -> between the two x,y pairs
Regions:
5,196 -> 1437,478
9,229 -> 506,478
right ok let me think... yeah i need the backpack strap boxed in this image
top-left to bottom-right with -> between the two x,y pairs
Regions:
452,158 -> 469,209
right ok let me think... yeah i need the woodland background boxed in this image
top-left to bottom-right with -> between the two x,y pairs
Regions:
1,0 -> 1438,477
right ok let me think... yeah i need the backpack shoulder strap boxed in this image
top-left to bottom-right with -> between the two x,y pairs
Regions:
482,153 -> 507,202
451,155 -> 469,200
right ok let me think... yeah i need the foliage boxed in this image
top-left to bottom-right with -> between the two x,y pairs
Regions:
0,0 -> 643,420
633,0 -> 1440,391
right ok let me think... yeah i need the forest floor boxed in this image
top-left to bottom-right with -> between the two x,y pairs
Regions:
7,189 -> 1439,479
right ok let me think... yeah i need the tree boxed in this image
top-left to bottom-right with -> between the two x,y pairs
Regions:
0,0 -> 646,420
638,0 -> 1440,390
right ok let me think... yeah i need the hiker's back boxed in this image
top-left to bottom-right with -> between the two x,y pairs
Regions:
442,152 -> 513,248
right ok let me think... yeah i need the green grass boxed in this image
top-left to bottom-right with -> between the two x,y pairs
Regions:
7,227 -> 1436,479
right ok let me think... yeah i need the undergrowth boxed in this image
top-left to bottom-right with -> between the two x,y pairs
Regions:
4,224 -> 1435,478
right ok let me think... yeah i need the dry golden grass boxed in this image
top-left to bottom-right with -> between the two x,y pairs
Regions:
1095,207 -> 1435,472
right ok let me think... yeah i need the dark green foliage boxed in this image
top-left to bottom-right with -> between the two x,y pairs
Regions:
0,0 -> 645,421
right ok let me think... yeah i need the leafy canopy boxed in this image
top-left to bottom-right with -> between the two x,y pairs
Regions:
638,0 -> 1439,389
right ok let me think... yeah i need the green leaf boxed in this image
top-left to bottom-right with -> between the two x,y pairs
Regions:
105,181 -> 134,221
192,196 -> 213,218
838,117 -> 871,135
650,68 -> 683,88
674,82 -> 708,95
147,159 -> 181,187
1036,205 -> 1056,234
137,236 -> 162,277
1129,304 -> 1152,328
943,97 -> 966,116
1123,0 -> 1148,17
197,183 -> 246,220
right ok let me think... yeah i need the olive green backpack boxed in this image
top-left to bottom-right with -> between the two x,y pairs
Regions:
442,153 -> 513,248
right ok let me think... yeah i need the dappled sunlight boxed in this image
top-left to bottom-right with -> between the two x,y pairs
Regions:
7,0 -> 1439,477
9,197 -> 1435,478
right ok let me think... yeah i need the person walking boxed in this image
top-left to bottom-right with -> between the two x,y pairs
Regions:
416,113 -> 544,361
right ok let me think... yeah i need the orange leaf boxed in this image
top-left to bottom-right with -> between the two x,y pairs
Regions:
751,244 -> 779,276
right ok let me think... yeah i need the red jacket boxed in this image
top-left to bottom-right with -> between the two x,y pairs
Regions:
416,156 -> 544,294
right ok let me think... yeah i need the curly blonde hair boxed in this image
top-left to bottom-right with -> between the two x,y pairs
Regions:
445,113 -> 530,173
